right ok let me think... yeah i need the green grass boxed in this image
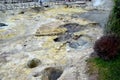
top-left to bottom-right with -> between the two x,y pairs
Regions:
87,55 -> 120,80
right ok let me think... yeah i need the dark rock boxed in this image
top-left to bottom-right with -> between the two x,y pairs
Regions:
60,23 -> 84,33
78,41 -> 87,46
53,33 -> 72,42
54,23 -> 85,42
68,42 -> 80,49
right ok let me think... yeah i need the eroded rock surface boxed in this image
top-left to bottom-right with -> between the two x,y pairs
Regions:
0,2 -> 112,80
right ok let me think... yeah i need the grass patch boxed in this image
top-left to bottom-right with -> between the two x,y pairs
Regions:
87,55 -> 120,80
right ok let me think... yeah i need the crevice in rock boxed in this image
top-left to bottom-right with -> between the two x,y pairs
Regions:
35,32 -> 65,37
53,33 -> 72,42
19,11 -> 25,14
32,67 -> 63,80
0,23 -> 8,27
44,67 -> 63,80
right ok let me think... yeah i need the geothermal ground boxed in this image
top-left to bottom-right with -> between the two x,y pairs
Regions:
0,2 -> 112,80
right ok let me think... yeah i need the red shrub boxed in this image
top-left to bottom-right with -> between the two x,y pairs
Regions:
94,35 -> 120,60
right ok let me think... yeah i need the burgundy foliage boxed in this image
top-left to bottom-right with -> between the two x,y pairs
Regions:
94,35 -> 120,60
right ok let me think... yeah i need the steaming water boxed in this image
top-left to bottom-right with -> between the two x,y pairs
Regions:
93,0 -> 104,6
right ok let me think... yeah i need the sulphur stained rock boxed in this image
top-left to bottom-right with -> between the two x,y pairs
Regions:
0,29 -> 16,40
27,58 -> 41,68
0,5 -> 106,80
35,22 -> 67,36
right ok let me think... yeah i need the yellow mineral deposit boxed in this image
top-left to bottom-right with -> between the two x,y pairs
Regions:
0,6 -> 91,80
43,7 -> 87,17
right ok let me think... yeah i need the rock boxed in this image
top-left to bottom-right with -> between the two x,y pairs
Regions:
68,42 -> 80,49
53,23 -> 86,42
68,39 -> 88,49
60,23 -> 84,33
35,22 -> 67,36
27,58 -> 41,68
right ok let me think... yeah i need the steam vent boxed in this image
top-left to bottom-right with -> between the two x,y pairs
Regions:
0,0 -> 114,80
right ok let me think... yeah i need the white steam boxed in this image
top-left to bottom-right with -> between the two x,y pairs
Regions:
92,0 -> 104,6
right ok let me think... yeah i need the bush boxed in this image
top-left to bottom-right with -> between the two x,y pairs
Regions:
93,35 -> 120,60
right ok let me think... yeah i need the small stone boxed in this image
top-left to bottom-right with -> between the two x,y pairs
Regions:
27,58 -> 41,68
